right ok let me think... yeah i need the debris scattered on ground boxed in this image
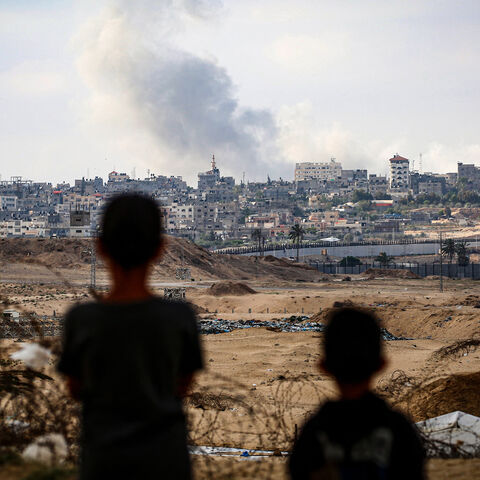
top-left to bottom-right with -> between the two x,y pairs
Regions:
198,318 -> 323,334
434,316 -> 453,327
198,318 -> 405,339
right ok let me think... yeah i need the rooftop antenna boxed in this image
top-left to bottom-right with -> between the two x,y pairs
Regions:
147,169 -> 150,179
211,154 -> 216,170
412,156 -> 415,172
419,153 -> 423,174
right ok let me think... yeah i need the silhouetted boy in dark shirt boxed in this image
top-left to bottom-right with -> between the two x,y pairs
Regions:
58,194 -> 203,480
289,307 -> 424,480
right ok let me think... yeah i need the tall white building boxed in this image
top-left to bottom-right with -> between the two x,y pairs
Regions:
295,158 -> 342,182
389,154 -> 409,191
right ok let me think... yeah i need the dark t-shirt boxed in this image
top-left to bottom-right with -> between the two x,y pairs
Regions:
58,297 -> 203,480
289,392 -> 425,480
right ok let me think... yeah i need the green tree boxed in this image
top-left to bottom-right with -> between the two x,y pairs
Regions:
352,190 -> 373,202
251,228 -> 263,253
289,223 -> 305,262
293,205 -> 305,217
455,240 -> 470,266
375,252 -> 394,267
441,238 -> 456,263
338,256 -> 362,267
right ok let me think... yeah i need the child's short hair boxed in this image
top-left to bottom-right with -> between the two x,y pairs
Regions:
323,307 -> 382,384
99,194 -> 163,270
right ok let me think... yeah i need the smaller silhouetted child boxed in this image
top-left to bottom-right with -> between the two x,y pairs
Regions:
58,194 -> 203,480
289,307 -> 425,480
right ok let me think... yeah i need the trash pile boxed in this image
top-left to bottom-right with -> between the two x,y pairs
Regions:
198,318 -> 405,339
198,318 -> 323,334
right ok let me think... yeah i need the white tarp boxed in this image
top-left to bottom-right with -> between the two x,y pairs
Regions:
416,411 -> 480,457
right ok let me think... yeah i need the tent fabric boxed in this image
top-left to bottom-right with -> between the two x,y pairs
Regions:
416,411 -> 480,457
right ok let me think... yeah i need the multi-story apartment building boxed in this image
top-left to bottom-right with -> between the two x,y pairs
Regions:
410,172 -> 445,196
295,159 -> 342,182
389,154 -> 409,192
0,195 -> 17,211
368,175 -> 388,197
0,219 -> 47,237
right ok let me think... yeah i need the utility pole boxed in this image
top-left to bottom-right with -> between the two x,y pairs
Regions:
90,225 -> 97,290
439,231 -> 443,293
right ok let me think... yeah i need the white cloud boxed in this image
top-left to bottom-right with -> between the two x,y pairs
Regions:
422,142 -> 480,174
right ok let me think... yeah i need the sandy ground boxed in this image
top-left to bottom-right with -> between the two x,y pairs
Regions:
2,257 -> 480,479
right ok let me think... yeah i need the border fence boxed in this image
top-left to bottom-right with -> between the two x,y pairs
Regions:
215,238 -> 465,256
308,262 -> 480,279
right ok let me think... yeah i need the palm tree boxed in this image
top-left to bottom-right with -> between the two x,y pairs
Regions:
455,240 -> 469,267
375,252 -> 393,267
251,228 -> 263,253
289,224 -> 305,262
441,238 -> 456,263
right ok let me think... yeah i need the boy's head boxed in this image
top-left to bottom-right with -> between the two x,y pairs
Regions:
322,307 -> 384,385
99,194 -> 164,270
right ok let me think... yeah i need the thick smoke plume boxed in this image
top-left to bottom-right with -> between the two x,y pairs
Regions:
76,0 -> 286,182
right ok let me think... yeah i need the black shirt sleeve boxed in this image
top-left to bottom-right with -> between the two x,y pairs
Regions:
178,304 -> 203,376
289,418 -> 325,480
57,307 -> 82,378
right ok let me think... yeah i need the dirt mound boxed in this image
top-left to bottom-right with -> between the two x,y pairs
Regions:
363,268 -> 420,279
309,300 -> 356,322
398,372 -> 480,422
456,295 -> 480,308
0,238 -> 90,267
207,282 -> 257,296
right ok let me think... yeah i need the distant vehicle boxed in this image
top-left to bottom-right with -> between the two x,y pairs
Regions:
288,256 -> 296,261
2,309 -> 20,322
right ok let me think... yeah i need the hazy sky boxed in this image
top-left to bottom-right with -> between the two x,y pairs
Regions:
1,0 -> 479,185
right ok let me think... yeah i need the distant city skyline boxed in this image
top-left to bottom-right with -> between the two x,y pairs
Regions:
0,152 -> 461,188
1,1 -> 480,185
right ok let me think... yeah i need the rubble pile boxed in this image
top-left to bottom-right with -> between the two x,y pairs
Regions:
198,318 -> 322,334
198,318 -> 405,339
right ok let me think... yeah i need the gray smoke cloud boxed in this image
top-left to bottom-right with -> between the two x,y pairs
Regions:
76,0 -> 287,182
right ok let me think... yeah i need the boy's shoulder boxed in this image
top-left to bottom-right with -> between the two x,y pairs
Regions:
307,392 -> 412,431
64,297 -> 197,324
